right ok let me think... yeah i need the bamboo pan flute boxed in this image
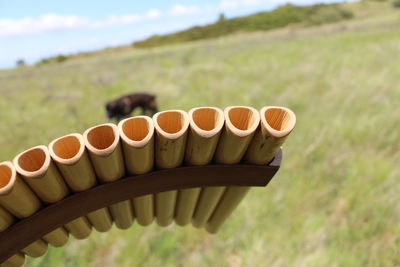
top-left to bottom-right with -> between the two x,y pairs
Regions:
0,105 -> 295,265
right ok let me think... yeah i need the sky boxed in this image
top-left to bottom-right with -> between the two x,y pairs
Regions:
0,0 -> 343,69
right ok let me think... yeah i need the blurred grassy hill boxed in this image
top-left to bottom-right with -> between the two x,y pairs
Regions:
132,3 -> 353,48
33,0 -> 395,65
0,1 -> 399,266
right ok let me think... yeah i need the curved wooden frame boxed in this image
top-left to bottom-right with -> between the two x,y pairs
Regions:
0,150 -> 281,262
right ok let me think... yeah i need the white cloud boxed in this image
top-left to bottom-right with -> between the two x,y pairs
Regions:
145,9 -> 162,19
0,14 -> 86,37
0,10 -> 162,37
168,5 -> 200,16
220,1 -> 240,9
243,0 -> 269,6
219,0 -> 270,9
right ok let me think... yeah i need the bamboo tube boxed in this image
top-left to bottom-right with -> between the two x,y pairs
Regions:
49,134 -> 97,191
214,106 -> 260,163
51,133 -> 111,233
0,205 -> 13,229
184,107 -> 224,165
85,210 -> 112,232
13,145 -> 69,203
0,161 -> 41,218
107,202 -> 131,230
131,196 -> 153,226
21,240 -> 47,258
41,229 -> 69,247
2,253 -> 25,267
245,106 -> 296,164
0,161 -> 69,246
11,146 -> 70,246
176,107 -> 224,226
118,116 -> 154,226
153,110 -> 189,226
206,106 -> 260,233
83,124 -> 125,181
192,187 -> 225,228
83,123 -> 130,230
62,217 -> 91,239
205,186 -> 251,233
0,206 -> 47,258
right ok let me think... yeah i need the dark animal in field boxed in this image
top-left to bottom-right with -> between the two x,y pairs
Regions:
105,93 -> 158,120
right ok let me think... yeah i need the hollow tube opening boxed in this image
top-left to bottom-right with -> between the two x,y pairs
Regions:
265,108 -> 294,131
122,117 -> 150,141
0,165 -> 12,189
192,108 -> 219,131
52,136 -> 81,160
87,125 -> 116,150
17,148 -> 46,172
157,111 -> 185,134
228,107 -> 256,131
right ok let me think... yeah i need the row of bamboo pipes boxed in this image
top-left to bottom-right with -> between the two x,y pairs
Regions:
0,106 -> 296,267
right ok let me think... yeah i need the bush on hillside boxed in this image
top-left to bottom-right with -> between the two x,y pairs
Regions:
393,0 -> 400,8
55,55 -> 68,63
306,4 -> 353,25
218,13 -> 226,22
36,54 -> 68,66
16,59 -> 26,67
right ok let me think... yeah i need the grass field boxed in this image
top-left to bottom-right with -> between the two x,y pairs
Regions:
0,1 -> 399,266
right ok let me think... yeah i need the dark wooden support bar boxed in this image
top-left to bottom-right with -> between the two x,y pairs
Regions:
0,150 -> 282,262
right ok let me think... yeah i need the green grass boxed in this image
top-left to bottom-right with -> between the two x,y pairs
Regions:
0,2 -> 399,266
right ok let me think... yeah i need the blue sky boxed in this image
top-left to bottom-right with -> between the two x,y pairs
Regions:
0,0 -> 343,68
